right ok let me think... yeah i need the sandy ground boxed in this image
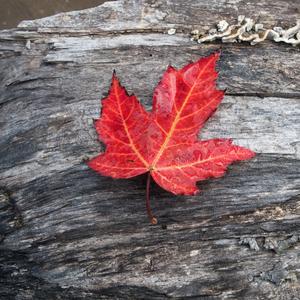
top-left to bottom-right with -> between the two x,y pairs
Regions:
0,0 -> 107,29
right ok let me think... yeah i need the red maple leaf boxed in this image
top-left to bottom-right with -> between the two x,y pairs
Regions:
87,53 -> 255,224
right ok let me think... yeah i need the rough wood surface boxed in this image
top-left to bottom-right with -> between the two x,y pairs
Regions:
0,0 -> 299,299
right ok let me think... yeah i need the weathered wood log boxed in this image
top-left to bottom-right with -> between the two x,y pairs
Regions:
0,1 -> 299,299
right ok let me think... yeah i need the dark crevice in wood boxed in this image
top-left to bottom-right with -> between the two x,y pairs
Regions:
0,188 -> 23,241
227,92 -> 300,99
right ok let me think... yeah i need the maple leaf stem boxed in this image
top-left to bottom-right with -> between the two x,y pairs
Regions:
146,172 -> 157,225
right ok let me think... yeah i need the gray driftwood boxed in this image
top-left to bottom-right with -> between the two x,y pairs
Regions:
0,1 -> 299,299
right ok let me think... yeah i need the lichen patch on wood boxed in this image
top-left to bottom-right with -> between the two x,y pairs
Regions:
191,17 -> 300,46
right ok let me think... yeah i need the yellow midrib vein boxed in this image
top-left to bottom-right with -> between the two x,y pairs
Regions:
156,153 -> 229,171
151,59 -> 212,169
115,84 -> 148,167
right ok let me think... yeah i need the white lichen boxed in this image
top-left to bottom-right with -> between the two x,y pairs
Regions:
217,20 -> 229,32
239,237 -> 260,251
167,28 -> 176,35
191,17 -> 300,46
254,23 -> 264,32
25,40 -> 31,50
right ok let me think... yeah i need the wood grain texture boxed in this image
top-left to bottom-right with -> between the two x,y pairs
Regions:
0,0 -> 299,299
